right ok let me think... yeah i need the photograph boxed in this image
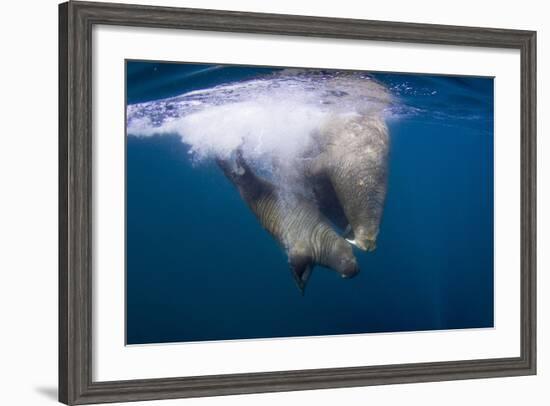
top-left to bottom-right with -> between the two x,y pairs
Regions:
125,61 -> 495,345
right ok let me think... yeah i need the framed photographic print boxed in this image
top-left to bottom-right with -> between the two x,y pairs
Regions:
59,1 -> 536,404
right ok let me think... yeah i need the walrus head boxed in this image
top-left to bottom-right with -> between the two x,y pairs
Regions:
346,226 -> 378,252
327,239 -> 360,279
289,238 -> 359,294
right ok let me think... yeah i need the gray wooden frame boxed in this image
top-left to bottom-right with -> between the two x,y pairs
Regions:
59,1 -> 537,404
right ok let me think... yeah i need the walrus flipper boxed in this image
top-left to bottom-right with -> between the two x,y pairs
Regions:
216,151 -> 268,202
215,151 -> 247,184
289,250 -> 313,295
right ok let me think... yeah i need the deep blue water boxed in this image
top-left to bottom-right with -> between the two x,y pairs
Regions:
126,61 -> 494,345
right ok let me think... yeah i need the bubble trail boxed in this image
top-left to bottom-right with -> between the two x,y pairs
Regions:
126,69 -> 393,165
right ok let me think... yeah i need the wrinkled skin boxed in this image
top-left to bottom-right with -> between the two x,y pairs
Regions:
308,114 -> 389,251
217,153 -> 359,294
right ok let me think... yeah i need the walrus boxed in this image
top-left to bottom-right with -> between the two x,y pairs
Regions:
307,113 -> 389,252
217,152 -> 359,293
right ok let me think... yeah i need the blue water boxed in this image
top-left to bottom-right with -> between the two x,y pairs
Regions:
126,61 -> 494,345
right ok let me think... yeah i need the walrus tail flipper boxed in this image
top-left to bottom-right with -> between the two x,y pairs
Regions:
215,152 -> 245,183
216,150 -> 266,193
289,250 -> 313,295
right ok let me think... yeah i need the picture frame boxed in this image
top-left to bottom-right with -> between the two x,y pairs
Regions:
59,1 -> 536,404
